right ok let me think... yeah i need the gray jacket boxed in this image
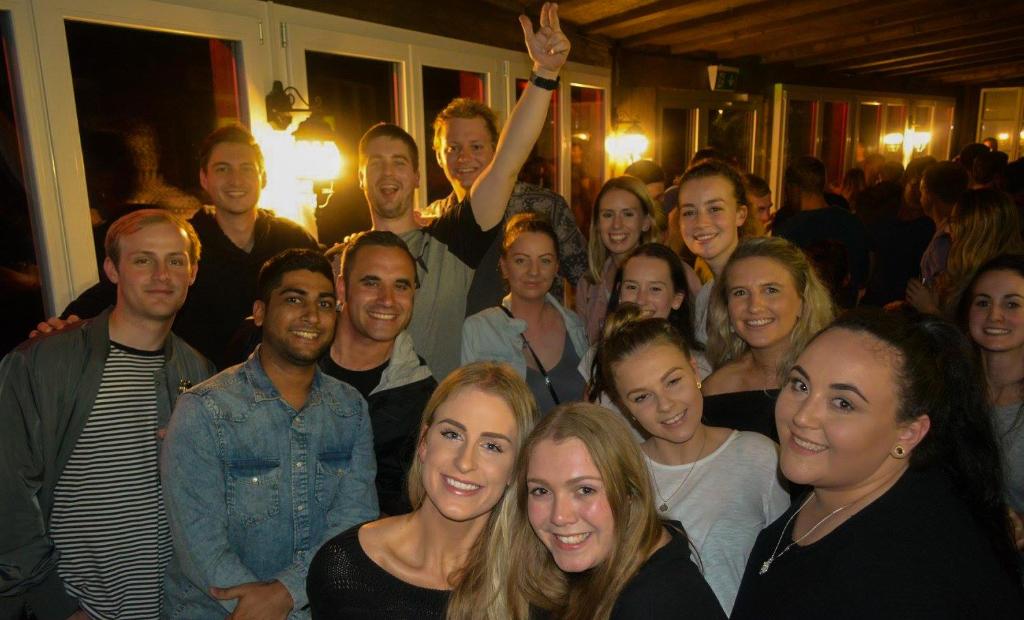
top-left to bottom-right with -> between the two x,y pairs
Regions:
0,309 -> 215,620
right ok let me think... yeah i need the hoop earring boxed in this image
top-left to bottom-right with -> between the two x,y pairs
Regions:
696,380 -> 702,390
892,445 -> 906,458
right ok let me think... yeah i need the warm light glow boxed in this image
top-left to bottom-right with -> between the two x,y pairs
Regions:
572,132 -> 591,142
882,132 -> 904,146
998,132 -> 1011,142
606,127 -> 650,167
252,122 -> 345,238
905,130 -> 932,152
294,140 -> 343,182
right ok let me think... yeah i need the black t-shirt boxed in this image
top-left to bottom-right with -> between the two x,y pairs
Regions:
702,389 -> 780,443
775,206 -> 871,294
610,523 -> 726,619
732,467 -> 1024,619
307,523 -> 449,620
319,355 -> 387,400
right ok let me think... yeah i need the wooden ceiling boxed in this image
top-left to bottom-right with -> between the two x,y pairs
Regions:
506,0 -> 1024,85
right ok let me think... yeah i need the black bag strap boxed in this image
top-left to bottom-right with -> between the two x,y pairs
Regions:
498,305 -> 560,405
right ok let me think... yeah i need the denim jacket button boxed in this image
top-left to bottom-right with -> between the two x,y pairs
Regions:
297,504 -> 305,512
294,461 -> 304,469
251,476 -> 259,483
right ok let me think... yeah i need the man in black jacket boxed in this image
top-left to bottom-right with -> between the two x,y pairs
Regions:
320,231 -> 436,515
49,125 -> 318,368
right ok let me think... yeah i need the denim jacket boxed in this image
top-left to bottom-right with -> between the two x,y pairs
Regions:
161,348 -> 378,618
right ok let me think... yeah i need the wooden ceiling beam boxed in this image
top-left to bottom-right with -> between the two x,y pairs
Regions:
825,36 -> 1023,71
933,60 -> 1024,84
866,44 -> 1024,75
557,0 -> 654,25
584,0 -> 764,38
878,52 -> 1024,78
704,0 -> 983,58
757,3 -> 1011,64
623,0 -> 866,48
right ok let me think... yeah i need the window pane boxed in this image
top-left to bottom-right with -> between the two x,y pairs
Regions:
821,101 -> 848,188
979,120 -> 1018,153
856,103 -> 881,162
421,66 -> 486,205
785,99 -> 817,169
882,104 -> 906,163
515,78 -> 558,190
982,90 -> 1018,121
706,107 -> 752,171
65,20 -> 241,271
306,52 -> 398,244
0,13 -> 44,355
571,85 -> 604,238
930,104 -> 954,160
660,107 -> 695,183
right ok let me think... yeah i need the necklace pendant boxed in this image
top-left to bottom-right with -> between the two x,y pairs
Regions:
759,559 -> 773,575
658,502 -> 668,512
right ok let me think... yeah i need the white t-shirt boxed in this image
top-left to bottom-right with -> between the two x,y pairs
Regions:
693,279 -> 714,346
644,430 -> 790,613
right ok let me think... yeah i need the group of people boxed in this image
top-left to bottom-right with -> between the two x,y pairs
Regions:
2,3 -> 1024,619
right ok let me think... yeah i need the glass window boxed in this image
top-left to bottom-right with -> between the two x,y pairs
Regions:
0,13 -> 44,355
930,104 -> 954,160
571,85 -> 604,237
981,90 -> 1019,120
785,99 -> 816,168
856,102 -> 881,163
515,78 -> 558,190
306,52 -> 398,244
421,66 -> 486,204
65,20 -> 241,266
660,107 -> 695,183
705,107 -> 753,171
820,101 -> 848,188
882,104 -> 907,163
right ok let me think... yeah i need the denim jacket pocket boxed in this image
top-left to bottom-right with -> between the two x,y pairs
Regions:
226,458 -> 281,526
314,451 -> 351,509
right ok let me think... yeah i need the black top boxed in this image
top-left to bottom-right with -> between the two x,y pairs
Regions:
63,207 -> 318,368
861,215 -> 935,307
774,206 -> 871,294
732,467 -> 1024,619
610,523 -> 726,619
319,356 -> 388,400
702,389 -> 780,443
307,524 -> 450,619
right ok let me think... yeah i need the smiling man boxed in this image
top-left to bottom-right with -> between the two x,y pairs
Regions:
428,98 -> 587,316
162,249 -> 377,619
0,210 -> 215,620
321,231 -> 436,515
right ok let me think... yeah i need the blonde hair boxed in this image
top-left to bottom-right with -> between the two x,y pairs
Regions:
706,237 -> 835,377
942,189 -> 1024,311
585,176 -> 662,284
105,208 -> 200,267
407,362 -> 538,510
461,403 -> 666,620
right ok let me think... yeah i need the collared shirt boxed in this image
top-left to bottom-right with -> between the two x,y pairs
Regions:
162,349 -> 377,619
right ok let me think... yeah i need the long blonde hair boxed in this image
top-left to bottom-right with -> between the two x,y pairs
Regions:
941,189 -> 1024,311
585,176 -> 662,284
706,237 -> 835,376
456,403 -> 666,620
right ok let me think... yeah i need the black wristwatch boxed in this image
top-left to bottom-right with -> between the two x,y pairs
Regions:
530,72 -> 560,90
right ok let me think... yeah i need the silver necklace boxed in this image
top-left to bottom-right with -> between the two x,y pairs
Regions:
759,495 -> 849,575
650,429 -> 707,513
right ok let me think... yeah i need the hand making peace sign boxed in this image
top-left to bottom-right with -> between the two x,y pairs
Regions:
519,2 -> 571,77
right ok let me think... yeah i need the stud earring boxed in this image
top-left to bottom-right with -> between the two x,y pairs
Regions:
893,445 -> 906,458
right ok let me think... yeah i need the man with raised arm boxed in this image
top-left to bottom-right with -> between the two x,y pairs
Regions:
427,97 -> 586,316
0,210 -> 214,620
356,2 -> 570,380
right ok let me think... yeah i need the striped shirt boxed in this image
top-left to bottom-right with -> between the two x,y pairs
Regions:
50,343 -> 170,619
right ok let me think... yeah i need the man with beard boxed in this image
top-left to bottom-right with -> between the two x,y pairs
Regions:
162,249 -> 376,620
321,231 -> 435,516
0,210 -> 214,620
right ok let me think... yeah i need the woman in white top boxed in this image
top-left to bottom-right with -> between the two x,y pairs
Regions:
599,304 -> 789,613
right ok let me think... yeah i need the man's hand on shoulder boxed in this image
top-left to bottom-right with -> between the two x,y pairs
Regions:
211,580 -> 293,620
29,314 -> 80,339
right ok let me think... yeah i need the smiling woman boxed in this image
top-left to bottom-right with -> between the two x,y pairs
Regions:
731,309 -> 1024,618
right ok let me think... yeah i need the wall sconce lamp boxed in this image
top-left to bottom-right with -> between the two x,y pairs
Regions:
265,80 -> 342,207
605,118 -> 650,168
